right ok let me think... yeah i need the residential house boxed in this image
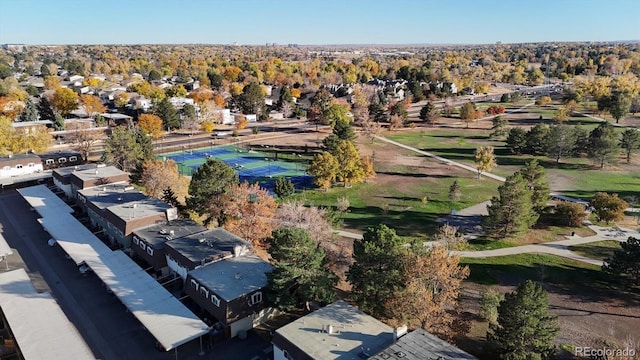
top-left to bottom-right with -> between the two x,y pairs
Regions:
0,154 -> 43,179
39,150 -> 83,171
51,163 -> 101,198
131,219 -> 206,274
185,255 -> 274,338
64,164 -> 128,199
81,189 -> 176,248
371,328 -> 478,360
272,301 -> 394,360
163,228 -> 251,280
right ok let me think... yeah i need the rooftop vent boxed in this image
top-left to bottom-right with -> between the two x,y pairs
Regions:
235,272 -> 241,280
159,229 -> 168,235
169,230 -> 175,236
198,238 -> 206,244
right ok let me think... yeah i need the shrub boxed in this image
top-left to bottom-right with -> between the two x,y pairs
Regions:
555,201 -> 587,227
479,289 -> 503,324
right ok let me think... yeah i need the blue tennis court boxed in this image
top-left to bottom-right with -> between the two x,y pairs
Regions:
220,156 -> 264,167
238,165 -> 290,178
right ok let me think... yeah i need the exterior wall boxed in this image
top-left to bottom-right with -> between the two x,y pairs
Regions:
272,339 -> 311,360
0,162 -> 43,178
131,234 -> 166,270
52,176 -> 72,198
163,245 -> 197,272
184,274 -> 228,322
40,154 -> 82,170
69,172 -> 129,190
166,255 -> 189,280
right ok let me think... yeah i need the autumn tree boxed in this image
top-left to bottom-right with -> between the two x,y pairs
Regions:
603,237 -> 640,286
535,96 -> 552,106
67,122 -> 101,161
555,202 -> 587,227
486,105 -> 506,115
389,114 -> 404,131
333,140 -> 365,186
590,192 -> 628,224
80,94 -> 106,117
51,87 -> 79,117
235,115 -> 248,130
224,181 -> 278,247
348,224 -> 406,318
474,146 -> 497,179
140,159 -> 189,202
588,122 -> 620,169
361,116 -> 382,143
387,245 -> 469,340
138,114 -> 164,139
432,224 -> 466,250
620,128 -> 640,163
166,84 -> 187,98
460,101 -> 481,127
187,158 -> 239,226
114,92 -> 130,108
360,155 -> 376,179
274,201 -> 334,247
487,280 -> 559,360
483,173 -> 536,238
419,102 -> 439,125
266,227 -> 338,311
307,151 -> 339,190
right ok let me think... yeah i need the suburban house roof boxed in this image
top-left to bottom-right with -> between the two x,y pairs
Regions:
0,269 -> 94,360
371,328 -> 478,360
70,164 -> 128,183
106,197 -> 174,222
78,184 -> 147,209
188,255 -> 273,301
164,228 -> 251,265
0,153 -> 41,166
274,300 -> 394,360
132,218 -> 207,248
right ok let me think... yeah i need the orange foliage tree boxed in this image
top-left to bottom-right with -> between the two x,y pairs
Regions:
236,115 -> 248,130
80,94 -> 106,117
224,181 -> 277,247
138,114 -> 164,139
141,159 -> 189,202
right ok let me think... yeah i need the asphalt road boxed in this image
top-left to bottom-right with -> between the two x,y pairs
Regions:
0,188 -> 273,360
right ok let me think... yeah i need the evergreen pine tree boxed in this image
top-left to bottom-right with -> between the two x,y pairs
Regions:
274,177 -> 295,198
154,97 -> 180,130
488,280 -> 559,360
483,173 -> 535,238
19,99 -> 38,122
518,159 -> 550,215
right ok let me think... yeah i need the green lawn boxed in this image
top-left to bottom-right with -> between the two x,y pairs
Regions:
461,254 -> 607,288
294,174 -> 498,242
386,128 -> 639,199
568,240 -> 622,261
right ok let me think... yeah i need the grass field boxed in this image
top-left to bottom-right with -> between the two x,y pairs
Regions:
568,240 -> 622,261
461,253 -> 606,287
386,127 -> 640,200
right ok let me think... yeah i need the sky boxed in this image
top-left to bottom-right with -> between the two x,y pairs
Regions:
1,0 -> 639,45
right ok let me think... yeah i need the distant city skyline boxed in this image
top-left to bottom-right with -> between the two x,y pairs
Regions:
1,0 -> 639,45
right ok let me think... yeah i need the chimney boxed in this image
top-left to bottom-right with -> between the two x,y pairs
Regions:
327,325 -> 334,334
393,325 -> 408,342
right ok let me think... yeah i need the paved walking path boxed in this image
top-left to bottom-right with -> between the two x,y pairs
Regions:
453,224 -> 640,266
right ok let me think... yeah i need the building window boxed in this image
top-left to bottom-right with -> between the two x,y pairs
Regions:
283,350 -> 293,360
69,156 -> 77,162
200,287 -> 209,298
58,158 -> 67,163
211,294 -> 220,307
16,164 -> 23,169
190,279 -> 199,291
139,242 -> 146,251
147,247 -> 153,256
45,159 -> 54,165
28,163 -> 35,167
133,236 -> 139,245
251,291 -> 262,305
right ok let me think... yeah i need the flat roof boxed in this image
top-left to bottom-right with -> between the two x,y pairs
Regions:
106,197 -> 174,222
0,269 -> 94,360
371,329 -> 478,360
189,255 -> 273,301
79,185 -> 147,210
133,219 -> 206,248
275,301 -> 394,360
71,165 -> 128,182
18,185 -> 209,351
52,163 -> 101,177
0,153 -> 41,163
0,228 -> 14,257
165,228 -> 251,264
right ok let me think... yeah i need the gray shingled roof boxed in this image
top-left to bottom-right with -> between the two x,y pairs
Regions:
370,328 -> 478,360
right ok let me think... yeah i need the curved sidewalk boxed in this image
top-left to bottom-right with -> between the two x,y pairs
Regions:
453,224 -> 639,266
